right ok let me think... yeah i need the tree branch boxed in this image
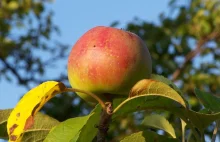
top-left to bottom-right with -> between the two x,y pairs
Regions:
0,54 -> 29,85
0,52 -> 68,88
212,120 -> 220,142
172,31 -> 220,81
96,102 -> 113,142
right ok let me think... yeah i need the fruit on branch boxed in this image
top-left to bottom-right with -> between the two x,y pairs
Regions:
68,26 -> 152,103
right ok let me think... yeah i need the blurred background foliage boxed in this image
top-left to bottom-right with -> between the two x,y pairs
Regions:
0,0 -> 219,141
0,0 -> 68,86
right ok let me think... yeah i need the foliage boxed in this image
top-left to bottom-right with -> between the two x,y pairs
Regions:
1,75 -> 220,141
0,0 -> 68,87
0,0 -> 91,124
120,131 -> 178,142
44,105 -> 101,142
123,0 -> 220,99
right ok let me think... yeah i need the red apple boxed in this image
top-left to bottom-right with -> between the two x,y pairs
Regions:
68,26 -> 152,103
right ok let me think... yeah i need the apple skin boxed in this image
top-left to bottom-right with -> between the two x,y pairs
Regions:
68,26 -> 152,103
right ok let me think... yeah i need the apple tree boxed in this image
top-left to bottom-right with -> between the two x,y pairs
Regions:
0,0 -> 220,142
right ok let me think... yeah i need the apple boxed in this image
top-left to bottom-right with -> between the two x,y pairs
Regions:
68,26 -> 152,103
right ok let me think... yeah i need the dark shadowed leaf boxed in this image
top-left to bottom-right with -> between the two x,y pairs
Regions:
120,131 -> 178,142
194,88 -> 220,112
177,108 -> 220,131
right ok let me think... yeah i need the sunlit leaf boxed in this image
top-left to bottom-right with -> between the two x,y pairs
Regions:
44,115 -> 92,142
150,75 -> 188,140
120,131 -> 178,142
151,74 -> 188,104
72,105 -> 102,142
44,105 -> 101,142
194,88 -> 220,112
0,109 -> 59,141
129,79 -> 187,108
7,81 -> 66,142
142,114 -> 176,138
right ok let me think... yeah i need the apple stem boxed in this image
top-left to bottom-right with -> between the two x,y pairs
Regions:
96,102 -> 113,142
65,88 -> 106,109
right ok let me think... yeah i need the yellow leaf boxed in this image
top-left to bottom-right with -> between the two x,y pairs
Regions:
7,81 -> 66,142
129,79 -> 187,108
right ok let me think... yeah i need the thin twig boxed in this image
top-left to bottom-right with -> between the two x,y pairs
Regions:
212,120 -> 220,142
65,88 -> 106,109
0,54 -> 29,85
172,31 -> 220,81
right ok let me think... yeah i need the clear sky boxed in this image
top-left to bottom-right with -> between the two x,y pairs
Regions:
0,0 -> 170,109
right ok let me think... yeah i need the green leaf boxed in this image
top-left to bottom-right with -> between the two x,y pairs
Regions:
150,75 -> 188,140
129,79 -> 187,108
113,89 -> 220,132
151,74 -> 188,106
44,105 -> 101,142
176,108 -> 220,131
142,114 -> 176,138
113,79 -> 187,119
114,95 -> 220,130
44,115 -> 92,142
194,88 -> 220,112
0,109 -> 11,139
120,131 -> 178,142
71,105 -> 101,142
0,109 -> 59,141
114,78 -> 220,131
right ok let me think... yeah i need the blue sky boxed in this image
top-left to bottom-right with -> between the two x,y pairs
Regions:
0,0 -> 170,109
